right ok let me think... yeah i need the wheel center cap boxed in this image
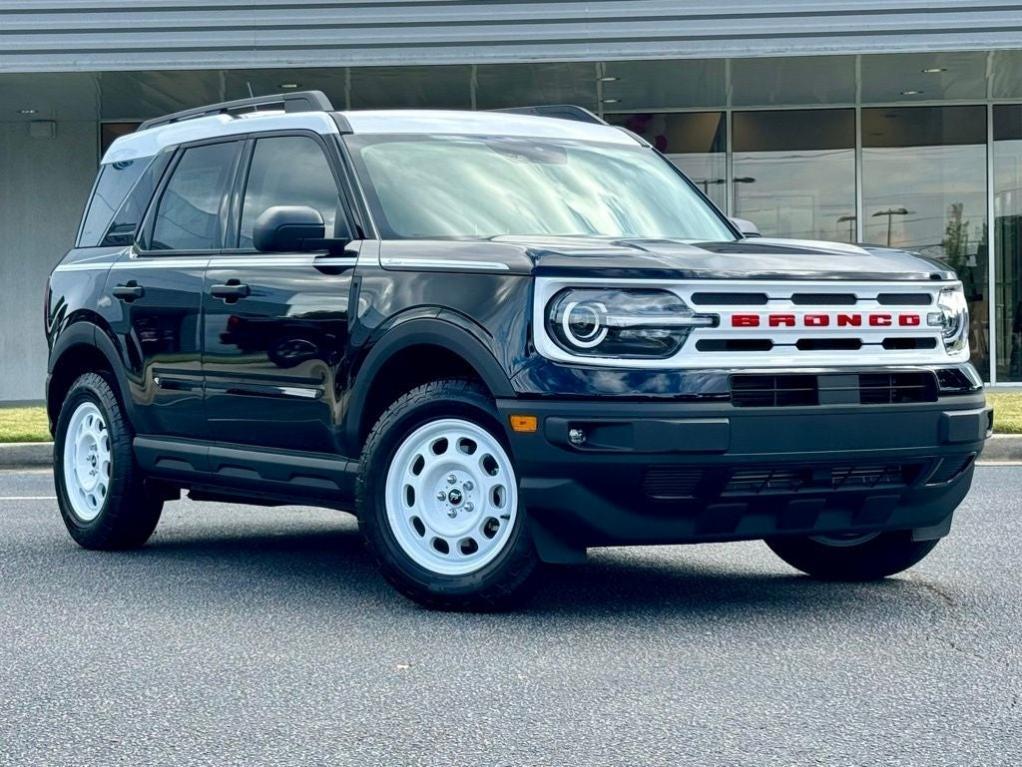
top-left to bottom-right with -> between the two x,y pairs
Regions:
447,488 -> 463,506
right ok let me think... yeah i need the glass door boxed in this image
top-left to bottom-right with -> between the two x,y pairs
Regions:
862,105 -> 989,378
994,105 -> 1022,381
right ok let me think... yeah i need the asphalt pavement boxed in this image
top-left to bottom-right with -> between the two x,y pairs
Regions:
0,466 -> 1019,766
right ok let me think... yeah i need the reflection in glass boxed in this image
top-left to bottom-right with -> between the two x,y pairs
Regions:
78,157 -> 151,247
862,106 -> 988,377
994,105 -> 1022,380
732,109 -> 856,242
606,113 -> 727,210
152,142 -> 241,251
346,135 -> 735,241
239,136 -> 343,249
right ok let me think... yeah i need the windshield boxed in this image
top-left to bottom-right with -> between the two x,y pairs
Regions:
345,134 -> 736,241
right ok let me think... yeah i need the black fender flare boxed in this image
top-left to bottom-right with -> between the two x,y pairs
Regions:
344,316 -> 516,450
47,320 -> 138,425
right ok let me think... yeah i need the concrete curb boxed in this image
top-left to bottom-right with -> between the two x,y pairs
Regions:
976,434 -> 1022,463
2,436 -> 1022,470
0,442 -> 53,469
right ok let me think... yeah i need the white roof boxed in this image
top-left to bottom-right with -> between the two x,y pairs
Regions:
103,110 -> 340,164
102,107 -> 638,164
340,109 -> 639,145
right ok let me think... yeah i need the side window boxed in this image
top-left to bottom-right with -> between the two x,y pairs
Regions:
239,136 -> 346,250
150,141 -> 241,251
78,158 -> 152,247
101,152 -> 172,247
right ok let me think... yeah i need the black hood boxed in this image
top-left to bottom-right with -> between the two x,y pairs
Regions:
378,235 -> 957,281
505,236 -> 955,281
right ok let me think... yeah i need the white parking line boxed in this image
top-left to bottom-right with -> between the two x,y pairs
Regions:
0,496 -> 56,501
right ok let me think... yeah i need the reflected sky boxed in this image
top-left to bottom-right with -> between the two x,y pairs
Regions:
346,135 -> 734,241
863,144 -> 987,256
734,148 -> 855,242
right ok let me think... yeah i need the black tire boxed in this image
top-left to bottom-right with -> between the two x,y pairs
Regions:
766,531 -> 940,581
357,379 -> 540,611
53,372 -> 163,550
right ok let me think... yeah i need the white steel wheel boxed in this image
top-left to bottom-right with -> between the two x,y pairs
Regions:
385,418 -> 519,576
62,401 -> 113,522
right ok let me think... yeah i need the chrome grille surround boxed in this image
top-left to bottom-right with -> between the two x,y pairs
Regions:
533,277 -> 968,369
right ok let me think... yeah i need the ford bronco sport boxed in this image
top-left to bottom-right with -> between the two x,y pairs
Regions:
46,91 -> 991,609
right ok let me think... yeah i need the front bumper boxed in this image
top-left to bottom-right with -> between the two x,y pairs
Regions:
497,392 -> 990,561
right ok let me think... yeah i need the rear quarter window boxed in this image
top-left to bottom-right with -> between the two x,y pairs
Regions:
77,157 -> 154,247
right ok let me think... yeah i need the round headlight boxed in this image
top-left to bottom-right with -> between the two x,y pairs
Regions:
545,288 -> 716,358
562,300 -> 608,348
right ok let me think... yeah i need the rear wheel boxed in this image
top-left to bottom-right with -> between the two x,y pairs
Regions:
357,379 -> 539,610
766,530 -> 939,581
54,372 -> 163,550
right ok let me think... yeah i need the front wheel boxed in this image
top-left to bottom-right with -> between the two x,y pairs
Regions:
357,380 -> 540,611
54,372 -> 163,550
766,530 -> 940,581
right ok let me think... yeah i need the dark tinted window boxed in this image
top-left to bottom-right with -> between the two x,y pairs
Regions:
101,152 -> 172,247
151,142 -> 241,251
239,136 -> 344,249
79,158 -> 152,247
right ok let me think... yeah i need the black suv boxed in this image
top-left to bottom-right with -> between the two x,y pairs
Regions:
46,91 -> 990,609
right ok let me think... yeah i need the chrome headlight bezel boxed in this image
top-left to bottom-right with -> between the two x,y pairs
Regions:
928,283 -> 970,355
544,287 -> 717,359
532,277 -> 969,369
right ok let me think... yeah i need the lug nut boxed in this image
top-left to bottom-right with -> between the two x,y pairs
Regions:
447,509 -> 458,518
464,502 -> 475,512
447,474 -> 457,485
436,490 -> 447,502
464,481 -> 474,491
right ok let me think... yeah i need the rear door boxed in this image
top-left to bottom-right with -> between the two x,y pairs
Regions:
111,138 -> 243,439
201,132 -> 358,453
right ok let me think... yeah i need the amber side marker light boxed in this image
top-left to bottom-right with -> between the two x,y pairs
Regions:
509,415 -> 538,433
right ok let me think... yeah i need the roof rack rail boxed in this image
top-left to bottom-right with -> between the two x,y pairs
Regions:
139,90 -> 334,131
492,105 -> 608,126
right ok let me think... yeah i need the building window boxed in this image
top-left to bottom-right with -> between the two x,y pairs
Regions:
994,105 -> 1022,381
101,122 -> 141,155
606,112 -> 727,210
862,106 -> 989,378
732,109 -> 856,243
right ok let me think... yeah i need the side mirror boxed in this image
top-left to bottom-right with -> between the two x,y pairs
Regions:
731,217 -> 761,238
253,205 -> 326,253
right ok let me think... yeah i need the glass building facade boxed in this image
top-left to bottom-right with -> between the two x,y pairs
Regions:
97,68 -> 1022,384
9,43 -> 1022,400
605,86 -> 1022,383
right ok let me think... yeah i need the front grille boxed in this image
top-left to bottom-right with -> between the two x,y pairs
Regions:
859,372 -> 938,404
731,371 -> 937,407
725,463 -> 913,495
641,461 -> 926,503
643,467 -> 703,500
731,374 -> 818,407
678,282 -> 948,366
791,292 -> 857,305
795,338 -> 862,351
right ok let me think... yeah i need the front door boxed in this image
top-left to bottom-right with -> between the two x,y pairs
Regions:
201,133 -> 358,454
114,138 -> 244,439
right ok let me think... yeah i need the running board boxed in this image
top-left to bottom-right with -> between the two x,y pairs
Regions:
134,436 -> 358,505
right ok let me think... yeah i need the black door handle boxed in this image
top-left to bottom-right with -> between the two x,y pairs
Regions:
112,282 -> 144,302
210,281 -> 251,301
